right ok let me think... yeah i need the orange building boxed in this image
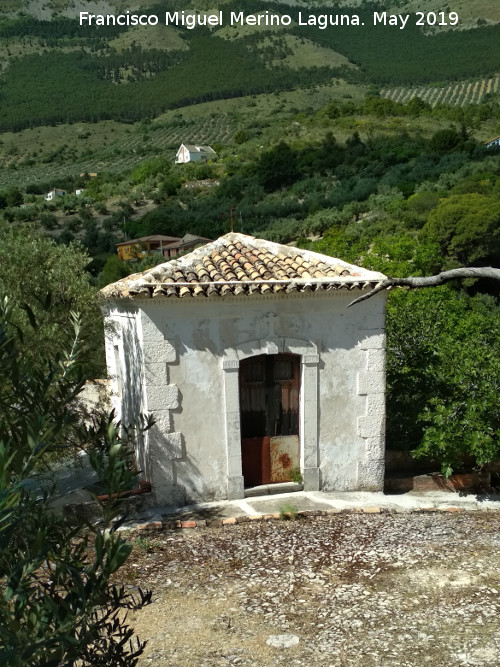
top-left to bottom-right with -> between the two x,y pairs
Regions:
116,234 -> 212,261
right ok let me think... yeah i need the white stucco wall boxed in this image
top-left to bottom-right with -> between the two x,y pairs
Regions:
103,311 -> 150,480
103,289 -> 386,505
175,145 -> 189,163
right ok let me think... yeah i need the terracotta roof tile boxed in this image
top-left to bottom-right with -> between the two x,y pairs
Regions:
100,233 -> 386,300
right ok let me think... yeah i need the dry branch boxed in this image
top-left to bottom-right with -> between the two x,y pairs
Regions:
347,267 -> 500,307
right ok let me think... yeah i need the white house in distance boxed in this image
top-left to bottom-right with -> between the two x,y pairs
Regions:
175,143 -> 217,164
100,233 -> 387,506
45,188 -> 67,201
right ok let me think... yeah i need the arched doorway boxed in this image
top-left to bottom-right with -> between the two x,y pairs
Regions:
239,354 -> 300,486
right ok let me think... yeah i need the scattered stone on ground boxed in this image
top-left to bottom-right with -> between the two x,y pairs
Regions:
266,635 -> 300,649
117,512 -> 500,666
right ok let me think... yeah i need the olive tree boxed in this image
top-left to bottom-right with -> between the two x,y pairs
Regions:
348,267 -> 500,476
0,296 -> 152,666
0,224 -> 104,379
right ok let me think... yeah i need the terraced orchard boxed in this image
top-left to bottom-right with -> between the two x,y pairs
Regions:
381,74 -> 500,107
0,113 -> 235,189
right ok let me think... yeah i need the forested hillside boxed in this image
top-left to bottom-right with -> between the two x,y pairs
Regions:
0,2 -> 499,131
1,91 -> 498,262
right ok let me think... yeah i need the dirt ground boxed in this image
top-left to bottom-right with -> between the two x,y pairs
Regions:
117,512 -> 500,667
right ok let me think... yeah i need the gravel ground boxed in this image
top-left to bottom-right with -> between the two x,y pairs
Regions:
118,512 -> 500,666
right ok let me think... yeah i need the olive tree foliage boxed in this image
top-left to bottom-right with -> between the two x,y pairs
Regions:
344,259 -> 500,475
386,287 -> 500,476
317,230 -> 500,474
0,296 -> 152,666
0,224 -> 104,379
420,193 -> 500,267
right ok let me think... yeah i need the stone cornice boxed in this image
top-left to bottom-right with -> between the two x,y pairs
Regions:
104,287 -> 379,308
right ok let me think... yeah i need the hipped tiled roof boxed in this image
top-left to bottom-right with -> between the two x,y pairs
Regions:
100,233 -> 386,300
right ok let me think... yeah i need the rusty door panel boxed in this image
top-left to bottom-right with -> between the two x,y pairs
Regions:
270,435 -> 299,483
241,437 -> 271,486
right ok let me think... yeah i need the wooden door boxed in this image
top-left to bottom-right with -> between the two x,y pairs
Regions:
240,355 -> 300,486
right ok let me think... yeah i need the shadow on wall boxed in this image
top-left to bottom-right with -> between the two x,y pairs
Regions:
120,319 -> 149,477
148,426 -> 220,506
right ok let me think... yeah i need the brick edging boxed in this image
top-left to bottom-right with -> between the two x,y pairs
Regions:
131,505 -> 468,531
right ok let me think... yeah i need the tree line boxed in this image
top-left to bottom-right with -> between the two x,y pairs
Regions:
0,35 -> 335,132
0,4 -> 499,132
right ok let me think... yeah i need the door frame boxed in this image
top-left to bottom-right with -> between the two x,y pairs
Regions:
221,337 -> 320,499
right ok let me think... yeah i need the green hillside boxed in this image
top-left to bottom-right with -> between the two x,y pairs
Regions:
0,1 -> 498,133
5,0 -> 500,28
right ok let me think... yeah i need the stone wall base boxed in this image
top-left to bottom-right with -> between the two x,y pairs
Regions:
385,471 -> 491,494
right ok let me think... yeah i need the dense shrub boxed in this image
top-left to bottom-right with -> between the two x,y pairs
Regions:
0,296 -> 152,664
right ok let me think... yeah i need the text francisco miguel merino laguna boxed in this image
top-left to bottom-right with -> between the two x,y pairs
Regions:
80,10 -> 458,30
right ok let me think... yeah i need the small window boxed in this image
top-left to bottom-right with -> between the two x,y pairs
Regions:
274,358 -> 293,381
241,358 -> 265,383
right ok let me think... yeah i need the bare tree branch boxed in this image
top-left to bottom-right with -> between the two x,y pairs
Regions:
347,267 -> 500,307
